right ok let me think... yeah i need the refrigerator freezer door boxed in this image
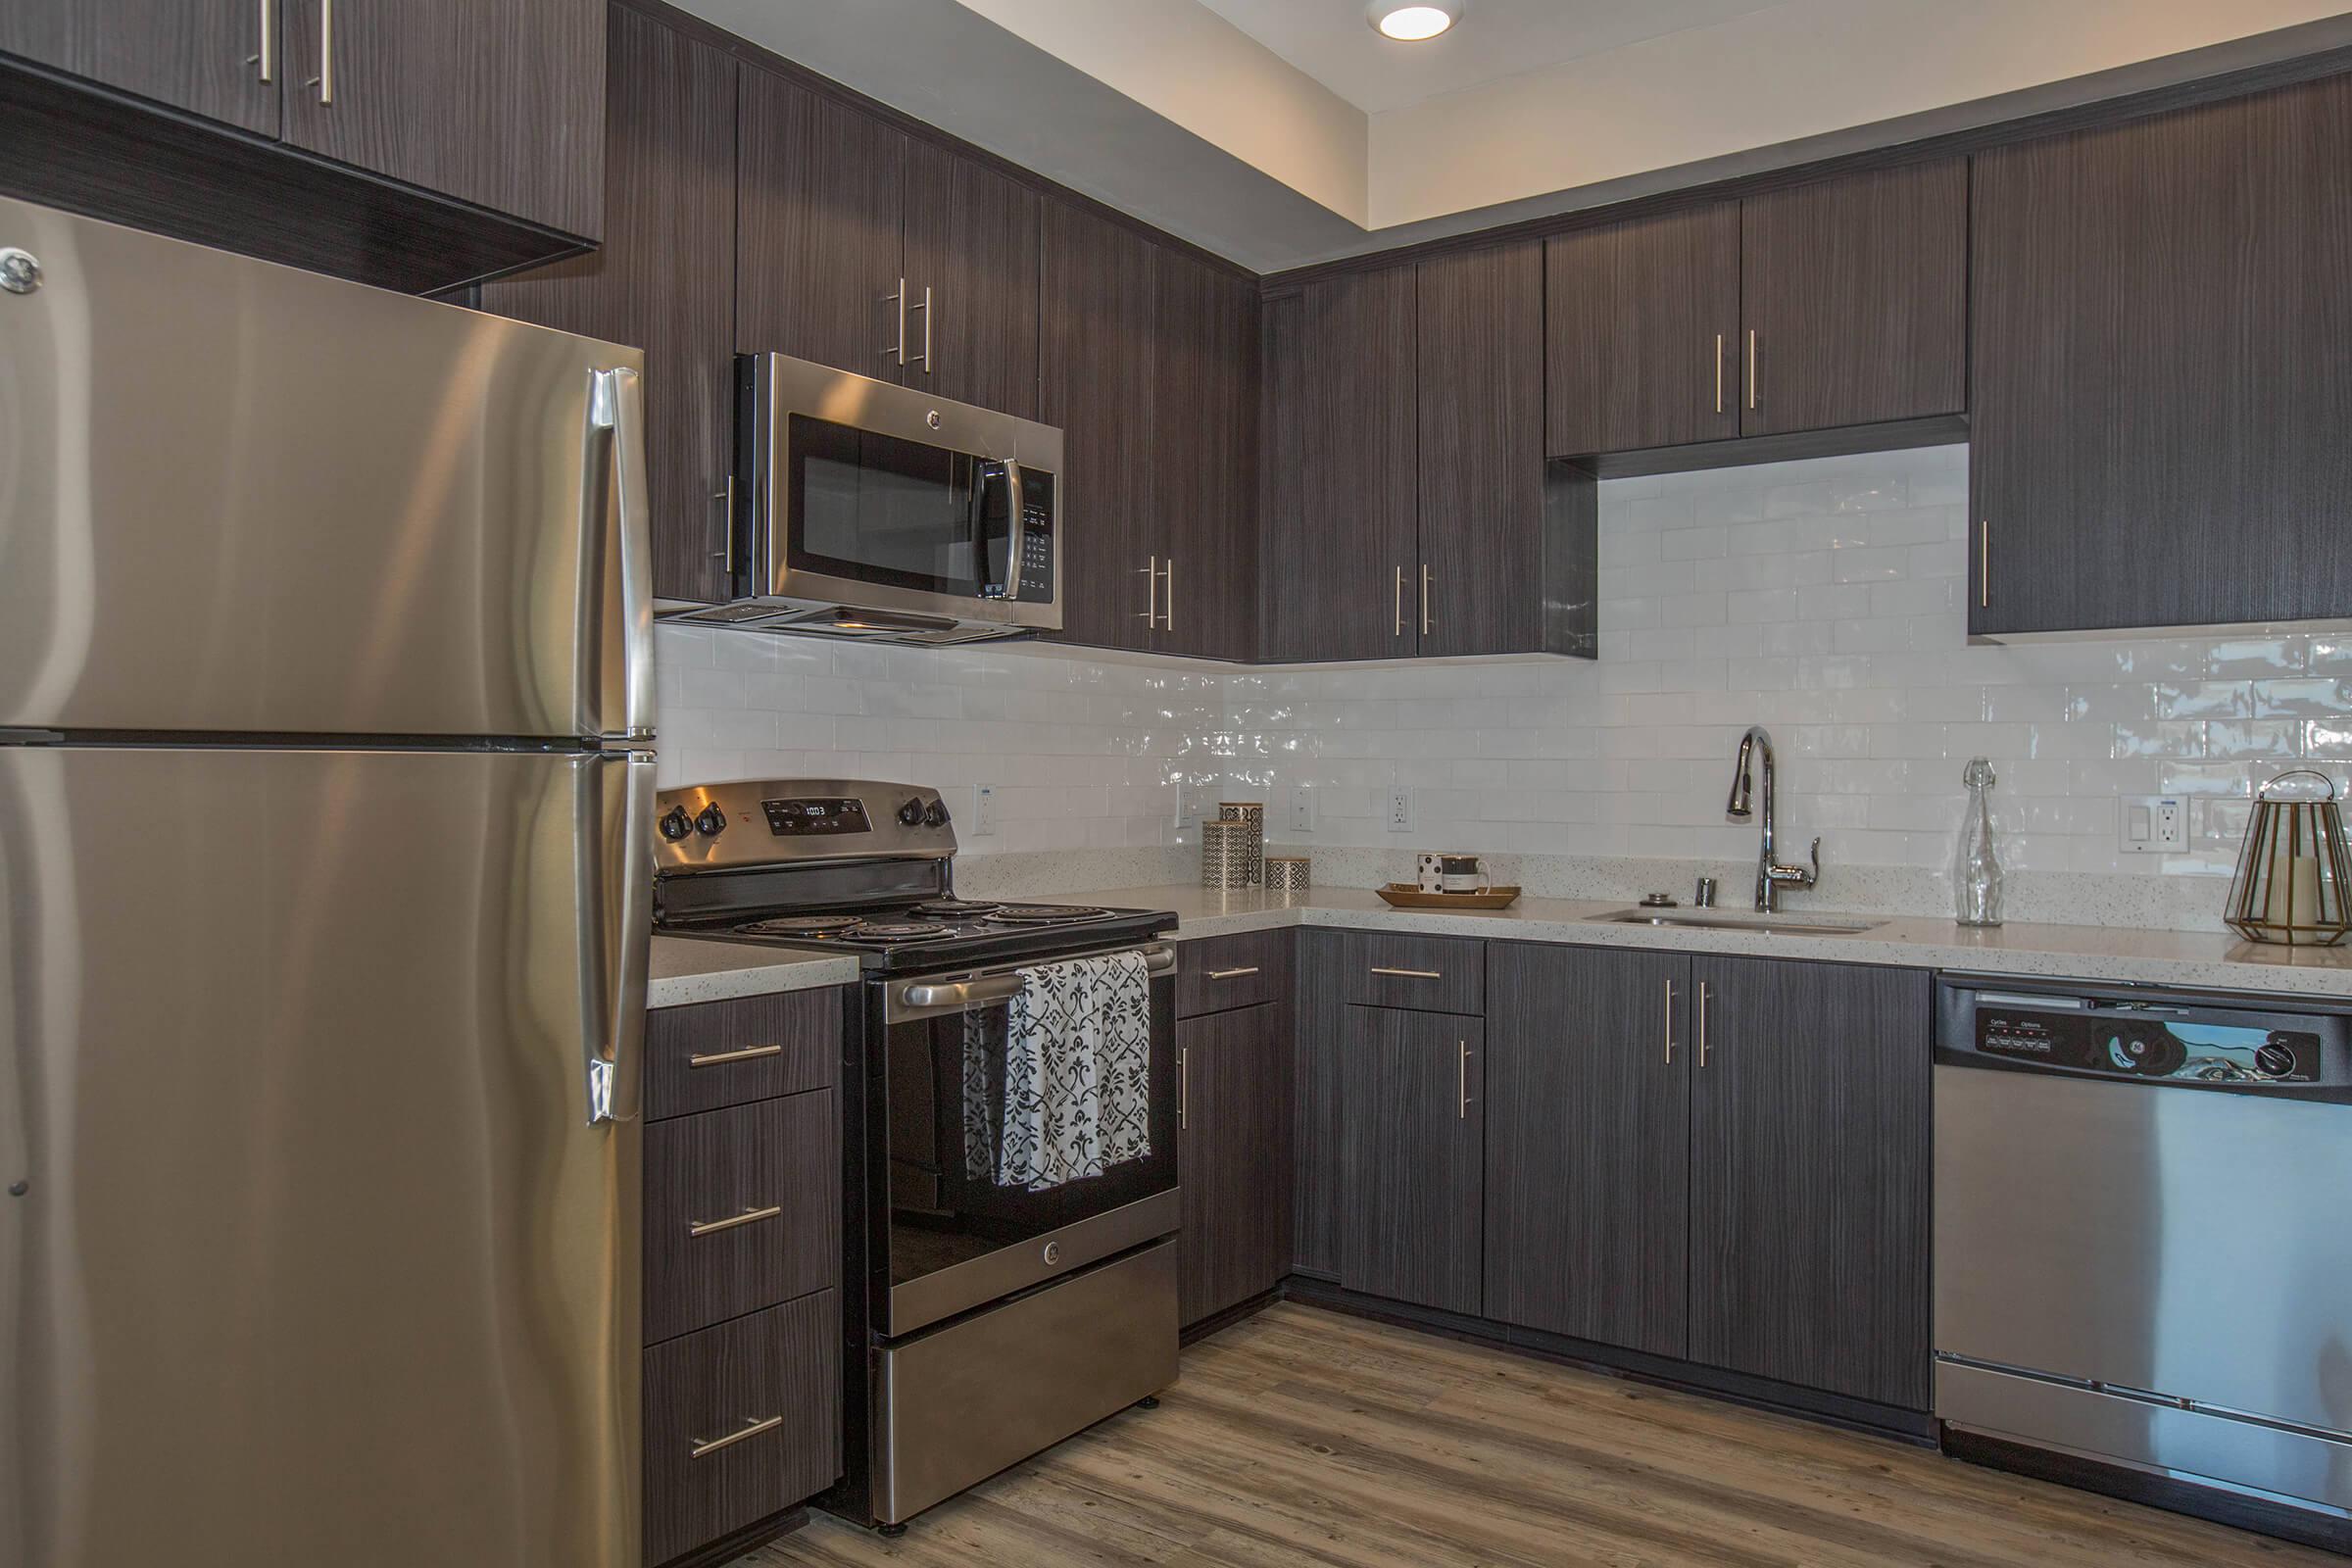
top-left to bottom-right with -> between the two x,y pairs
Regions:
0,196 -> 652,742
0,745 -> 649,1568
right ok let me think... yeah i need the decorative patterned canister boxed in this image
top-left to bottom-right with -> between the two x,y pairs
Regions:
1264,857 -> 1311,893
1218,801 -> 1266,885
1201,820 -> 1254,890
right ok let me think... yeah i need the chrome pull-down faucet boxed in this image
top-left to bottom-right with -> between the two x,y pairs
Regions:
1726,724 -> 1820,913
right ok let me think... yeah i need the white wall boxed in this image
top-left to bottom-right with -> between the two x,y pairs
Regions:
659,446 -> 2350,912
1230,446 -> 2350,880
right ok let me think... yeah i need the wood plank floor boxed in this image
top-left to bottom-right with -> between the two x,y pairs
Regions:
742,1302 -> 2330,1568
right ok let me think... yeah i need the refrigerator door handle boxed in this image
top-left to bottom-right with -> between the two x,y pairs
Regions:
585,752 -> 656,1124
591,366 -> 657,743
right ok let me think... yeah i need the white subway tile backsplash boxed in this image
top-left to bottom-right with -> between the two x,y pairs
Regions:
653,445 -> 2344,910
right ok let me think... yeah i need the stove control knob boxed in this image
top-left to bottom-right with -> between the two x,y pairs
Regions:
694,804 -> 727,838
659,805 -> 693,842
2256,1042 -> 2299,1079
924,800 -> 951,828
897,798 -> 926,828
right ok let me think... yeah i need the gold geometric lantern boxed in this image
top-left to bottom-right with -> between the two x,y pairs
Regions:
2225,769 -> 2352,947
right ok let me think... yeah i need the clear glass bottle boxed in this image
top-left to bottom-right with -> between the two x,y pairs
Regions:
1954,758 -> 2004,927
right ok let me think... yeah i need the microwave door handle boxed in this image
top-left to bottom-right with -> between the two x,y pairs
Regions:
992,459 -> 1027,603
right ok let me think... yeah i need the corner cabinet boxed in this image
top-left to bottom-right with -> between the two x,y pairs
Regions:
1261,249 -> 1589,664
480,1 -> 738,605
1970,74 -> 2352,636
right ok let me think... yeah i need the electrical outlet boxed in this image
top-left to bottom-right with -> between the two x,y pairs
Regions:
1176,786 -> 1206,828
972,784 -> 999,836
1291,788 -> 1315,834
1387,788 -> 1413,833
2120,795 -> 2186,854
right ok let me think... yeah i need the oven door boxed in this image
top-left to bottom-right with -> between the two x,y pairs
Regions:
740,353 -> 1061,633
877,943 -> 1178,1337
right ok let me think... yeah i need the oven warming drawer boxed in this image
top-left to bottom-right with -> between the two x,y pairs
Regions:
872,1240 -> 1178,1525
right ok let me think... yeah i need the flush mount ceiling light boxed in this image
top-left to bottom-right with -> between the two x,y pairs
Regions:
1366,0 -> 1463,42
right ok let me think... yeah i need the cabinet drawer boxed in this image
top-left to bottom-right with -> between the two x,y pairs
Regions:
1177,929 -> 1290,1017
646,987 -> 841,1121
645,1092 -> 840,1345
1341,932 -> 1484,1014
643,1292 -> 841,1567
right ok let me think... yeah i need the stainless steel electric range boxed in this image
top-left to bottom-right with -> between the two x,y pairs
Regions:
651,778 -> 1182,1532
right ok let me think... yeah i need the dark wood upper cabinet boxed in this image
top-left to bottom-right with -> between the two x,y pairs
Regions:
736,66 -> 906,377
1740,160 -> 1967,438
903,139 -> 1041,418
1687,957 -> 1931,1411
480,1 -> 736,605
1972,76 -> 2352,636
1041,199 -> 1158,652
1177,1002 -> 1294,1326
1339,1006 -> 1484,1316
280,0 -> 606,241
1153,251 -> 1261,662
1258,265 -> 1420,663
1,0 -> 279,134
1418,242 -> 1551,658
1257,289 -> 1305,664
1545,202 -> 1740,457
1485,944 -> 1690,1359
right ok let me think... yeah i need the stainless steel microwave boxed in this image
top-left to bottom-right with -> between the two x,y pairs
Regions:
667,352 -> 1061,644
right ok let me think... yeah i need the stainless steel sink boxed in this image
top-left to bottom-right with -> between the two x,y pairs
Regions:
1588,908 -> 1888,937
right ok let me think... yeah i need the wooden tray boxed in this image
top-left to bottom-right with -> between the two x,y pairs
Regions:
1375,883 -> 1522,910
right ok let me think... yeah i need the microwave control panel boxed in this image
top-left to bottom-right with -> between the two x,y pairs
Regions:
1014,469 -> 1055,603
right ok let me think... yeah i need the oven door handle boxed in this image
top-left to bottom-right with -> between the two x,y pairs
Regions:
896,943 -> 1175,1012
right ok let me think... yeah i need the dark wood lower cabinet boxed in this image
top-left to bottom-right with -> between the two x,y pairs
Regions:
643,1090 -> 839,1346
643,1291 -> 840,1567
1687,956 -> 1931,1410
1484,944 -> 1690,1359
1177,1002 -> 1293,1325
1339,1006 -> 1484,1315
1291,929 -> 1348,1279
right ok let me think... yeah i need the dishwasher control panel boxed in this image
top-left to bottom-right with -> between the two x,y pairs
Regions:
1938,981 -> 2351,1098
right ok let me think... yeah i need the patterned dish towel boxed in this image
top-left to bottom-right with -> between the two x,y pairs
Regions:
962,951 -> 1152,1191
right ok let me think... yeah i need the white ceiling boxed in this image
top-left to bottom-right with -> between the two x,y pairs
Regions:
1194,0 -> 1783,113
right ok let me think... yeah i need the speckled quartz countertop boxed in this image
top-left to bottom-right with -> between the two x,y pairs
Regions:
1074,884 -> 2352,1000
647,936 -> 859,1008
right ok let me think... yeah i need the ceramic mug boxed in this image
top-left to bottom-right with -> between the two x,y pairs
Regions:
1418,852 -> 1490,895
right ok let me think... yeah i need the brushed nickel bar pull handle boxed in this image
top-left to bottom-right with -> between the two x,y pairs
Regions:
1420,564 -> 1433,636
1206,966 -> 1260,981
691,1414 -> 784,1459
251,0 -> 274,80
1141,555 -> 1159,626
305,0 -> 332,101
687,1042 -> 781,1069
882,278 -> 906,365
1980,520 -> 1990,609
1370,966 -> 1442,980
1714,333 -> 1723,415
1663,978 -> 1675,1065
1394,566 -> 1405,636
1457,1041 -> 1473,1119
710,476 -> 736,573
1161,558 -> 1174,632
1697,982 -> 1712,1068
913,284 -> 933,372
1746,329 -> 1756,411
1179,1048 -> 1189,1130
688,1204 -> 782,1238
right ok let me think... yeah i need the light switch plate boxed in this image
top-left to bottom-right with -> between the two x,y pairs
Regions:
972,784 -> 998,836
2120,796 -> 2186,854
1291,788 -> 1314,834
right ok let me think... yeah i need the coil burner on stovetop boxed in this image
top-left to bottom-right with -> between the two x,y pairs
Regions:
851,921 -> 956,943
907,899 -> 1004,917
736,914 -> 866,940
987,905 -> 1112,924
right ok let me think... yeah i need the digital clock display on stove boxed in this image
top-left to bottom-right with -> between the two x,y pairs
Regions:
760,797 -> 873,836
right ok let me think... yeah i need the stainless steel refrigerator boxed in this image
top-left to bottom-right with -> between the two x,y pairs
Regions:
0,196 -> 655,1567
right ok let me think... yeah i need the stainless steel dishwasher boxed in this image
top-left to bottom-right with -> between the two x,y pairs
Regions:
1934,977 -> 2352,1536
